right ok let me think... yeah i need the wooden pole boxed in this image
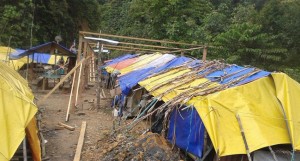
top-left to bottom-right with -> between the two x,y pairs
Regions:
103,44 -> 167,52
75,41 -> 87,106
236,114 -> 252,161
66,60 -> 78,121
71,35 -> 83,108
96,44 -> 103,109
202,46 -> 207,62
37,57 -> 90,106
80,31 -> 203,47
73,121 -> 87,161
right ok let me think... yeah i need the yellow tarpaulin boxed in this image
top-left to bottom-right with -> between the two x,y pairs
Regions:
192,74 -> 300,156
0,46 -> 28,70
271,73 -> 300,150
139,67 -> 220,102
0,62 -> 40,161
119,53 -> 162,75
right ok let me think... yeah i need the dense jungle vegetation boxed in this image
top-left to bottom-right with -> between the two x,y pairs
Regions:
0,0 -> 299,80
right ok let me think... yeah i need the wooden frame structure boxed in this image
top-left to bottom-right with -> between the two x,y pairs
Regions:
65,31 -> 208,121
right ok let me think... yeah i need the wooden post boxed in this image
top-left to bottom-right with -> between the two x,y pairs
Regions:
71,35 -> 83,109
73,121 -> 87,161
75,41 -> 87,106
26,56 -> 29,80
202,46 -> 207,62
236,114 -> 252,161
96,44 -> 103,109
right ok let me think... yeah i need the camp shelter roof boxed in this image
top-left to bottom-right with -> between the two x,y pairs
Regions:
105,57 -> 139,73
192,73 -> 300,156
9,42 -> 76,60
104,54 -> 136,67
117,55 -> 189,95
119,53 -> 162,75
0,62 -> 40,160
0,46 -> 28,70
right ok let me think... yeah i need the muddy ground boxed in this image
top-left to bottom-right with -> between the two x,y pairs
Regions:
34,84 -> 178,161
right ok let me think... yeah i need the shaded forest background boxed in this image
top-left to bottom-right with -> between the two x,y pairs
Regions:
0,0 -> 299,80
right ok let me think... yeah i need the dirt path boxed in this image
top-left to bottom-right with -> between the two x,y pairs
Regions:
35,87 -> 114,161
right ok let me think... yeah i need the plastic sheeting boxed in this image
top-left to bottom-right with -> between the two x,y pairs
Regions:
104,54 -> 136,67
11,49 -> 69,65
271,73 -> 300,150
192,74 -> 299,156
167,107 -> 205,158
0,46 -> 28,70
0,62 -> 40,161
117,56 -> 191,95
105,57 -> 138,73
119,53 -> 162,75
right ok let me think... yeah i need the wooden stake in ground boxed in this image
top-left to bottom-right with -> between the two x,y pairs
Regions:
73,121 -> 87,161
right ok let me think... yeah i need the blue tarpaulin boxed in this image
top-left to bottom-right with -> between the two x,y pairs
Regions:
167,107 -> 205,158
205,65 -> 271,85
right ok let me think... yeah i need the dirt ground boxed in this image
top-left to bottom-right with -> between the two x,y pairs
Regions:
34,85 -> 151,161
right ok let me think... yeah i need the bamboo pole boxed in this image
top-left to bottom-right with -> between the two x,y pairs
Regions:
236,114 -> 252,161
80,31 -> 203,47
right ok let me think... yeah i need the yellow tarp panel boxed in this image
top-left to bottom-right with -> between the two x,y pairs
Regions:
0,46 -> 27,70
193,76 -> 291,156
46,55 -> 68,65
139,68 -> 191,91
0,62 -> 39,161
119,53 -> 162,75
271,73 -> 300,150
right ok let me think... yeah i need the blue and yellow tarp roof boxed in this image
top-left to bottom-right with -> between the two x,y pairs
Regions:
103,53 -> 300,158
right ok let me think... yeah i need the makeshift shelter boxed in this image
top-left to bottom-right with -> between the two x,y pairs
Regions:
0,62 -> 41,161
102,53 -> 300,160
0,46 -> 28,70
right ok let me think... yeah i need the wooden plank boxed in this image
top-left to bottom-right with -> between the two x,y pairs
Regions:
73,121 -> 87,161
58,122 -> 75,131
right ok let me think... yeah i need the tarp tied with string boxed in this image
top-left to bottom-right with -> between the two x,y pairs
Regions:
0,62 -> 41,161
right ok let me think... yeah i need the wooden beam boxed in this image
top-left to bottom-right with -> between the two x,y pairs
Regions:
89,41 -> 181,50
80,31 -> 203,47
103,44 -> 167,52
169,46 -> 204,53
73,121 -> 87,161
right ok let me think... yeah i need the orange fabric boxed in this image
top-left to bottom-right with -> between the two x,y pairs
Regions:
25,118 -> 41,161
108,57 -> 138,70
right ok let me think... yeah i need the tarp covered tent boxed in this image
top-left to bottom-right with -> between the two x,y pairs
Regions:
192,73 -> 300,156
9,42 -> 76,65
0,46 -> 28,70
0,62 -> 41,161
103,53 -> 300,159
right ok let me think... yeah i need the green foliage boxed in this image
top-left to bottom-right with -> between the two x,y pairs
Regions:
0,0 -> 299,81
